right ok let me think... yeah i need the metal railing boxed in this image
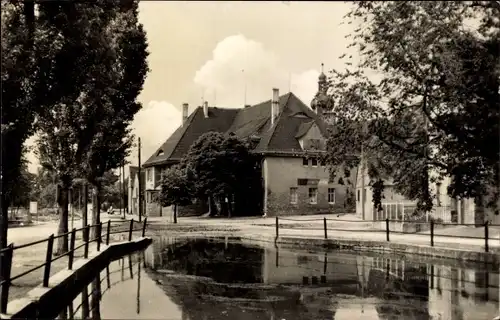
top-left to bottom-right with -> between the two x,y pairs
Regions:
273,216 -> 497,254
0,218 -> 147,314
377,203 -> 453,223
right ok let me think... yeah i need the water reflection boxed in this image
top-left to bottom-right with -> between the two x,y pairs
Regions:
59,253 -> 144,320
143,237 -> 500,320
54,237 -> 500,320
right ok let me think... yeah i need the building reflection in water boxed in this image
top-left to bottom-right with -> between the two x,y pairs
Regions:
144,236 -> 500,320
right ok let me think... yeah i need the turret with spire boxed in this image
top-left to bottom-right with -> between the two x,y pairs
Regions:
311,63 -> 335,123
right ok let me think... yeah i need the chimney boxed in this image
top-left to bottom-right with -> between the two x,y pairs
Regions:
271,88 -> 279,126
182,103 -> 188,125
203,101 -> 209,118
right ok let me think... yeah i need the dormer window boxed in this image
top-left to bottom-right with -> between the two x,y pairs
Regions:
157,149 -> 164,156
292,112 -> 309,118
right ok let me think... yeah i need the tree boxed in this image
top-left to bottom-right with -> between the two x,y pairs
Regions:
182,132 -> 260,217
32,167 -> 59,209
325,1 -> 500,213
160,166 -> 193,223
80,0 -> 148,237
1,1 -> 38,249
35,1 -> 133,254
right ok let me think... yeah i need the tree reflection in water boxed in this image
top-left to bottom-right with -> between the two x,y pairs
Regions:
62,253 -> 143,320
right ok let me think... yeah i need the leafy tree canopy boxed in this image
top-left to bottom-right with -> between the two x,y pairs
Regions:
182,132 -> 258,199
325,1 -> 500,212
160,165 -> 193,208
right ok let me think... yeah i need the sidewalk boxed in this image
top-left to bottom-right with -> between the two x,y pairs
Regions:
5,214 -> 138,303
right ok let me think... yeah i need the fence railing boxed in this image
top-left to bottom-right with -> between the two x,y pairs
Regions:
274,216 -> 497,254
0,218 -> 147,314
377,203 -> 453,223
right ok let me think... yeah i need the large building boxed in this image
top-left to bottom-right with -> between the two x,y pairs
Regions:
138,70 -> 353,217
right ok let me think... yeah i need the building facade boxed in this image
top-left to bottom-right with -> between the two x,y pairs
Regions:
355,160 -> 499,225
139,71 -> 353,217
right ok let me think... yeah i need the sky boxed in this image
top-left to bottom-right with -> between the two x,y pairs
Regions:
25,1 -> 359,175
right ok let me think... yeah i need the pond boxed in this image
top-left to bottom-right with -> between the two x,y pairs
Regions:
65,237 -> 499,320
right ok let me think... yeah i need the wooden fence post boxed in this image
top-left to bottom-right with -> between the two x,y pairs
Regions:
106,220 -> 111,245
142,218 -> 147,237
430,220 -> 434,247
485,221 -> 489,253
129,219 -> 134,241
275,217 -> 279,239
323,217 -> 328,239
68,228 -> 76,270
43,234 -> 54,287
97,222 -> 102,252
0,244 -> 14,314
385,218 -> 390,242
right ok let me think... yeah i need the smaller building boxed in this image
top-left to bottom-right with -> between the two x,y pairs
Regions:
355,160 -> 498,225
127,166 -> 145,216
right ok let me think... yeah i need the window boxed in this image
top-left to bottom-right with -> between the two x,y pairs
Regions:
302,158 -> 308,166
290,187 -> 298,204
308,188 -> 318,204
297,179 -> 308,186
147,168 -> 152,181
357,190 -> 360,202
328,188 -> 335,204
307,139 -> 322,150
311,158 -> 318,167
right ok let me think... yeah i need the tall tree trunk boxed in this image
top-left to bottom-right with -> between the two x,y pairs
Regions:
91,184 -> 101,240
82,183 -> 88,241
173,204 -> 177,224
0,194 -> 10,250
208,195 -> 217,217
55,185 -> 69,255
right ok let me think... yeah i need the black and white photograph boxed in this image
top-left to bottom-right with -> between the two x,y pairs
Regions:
1,1 -> 500,319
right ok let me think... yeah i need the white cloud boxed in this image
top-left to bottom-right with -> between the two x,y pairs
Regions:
194,34 -> 320,108
129,100 -> 182,166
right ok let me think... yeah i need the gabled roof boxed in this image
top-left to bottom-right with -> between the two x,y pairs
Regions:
143,92 -> 329,167
144,107 -> 238,166
255,93 -> 327,152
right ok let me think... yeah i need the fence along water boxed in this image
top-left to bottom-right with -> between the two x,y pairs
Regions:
273,216 -> 495,253
0,218 -> 147,314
